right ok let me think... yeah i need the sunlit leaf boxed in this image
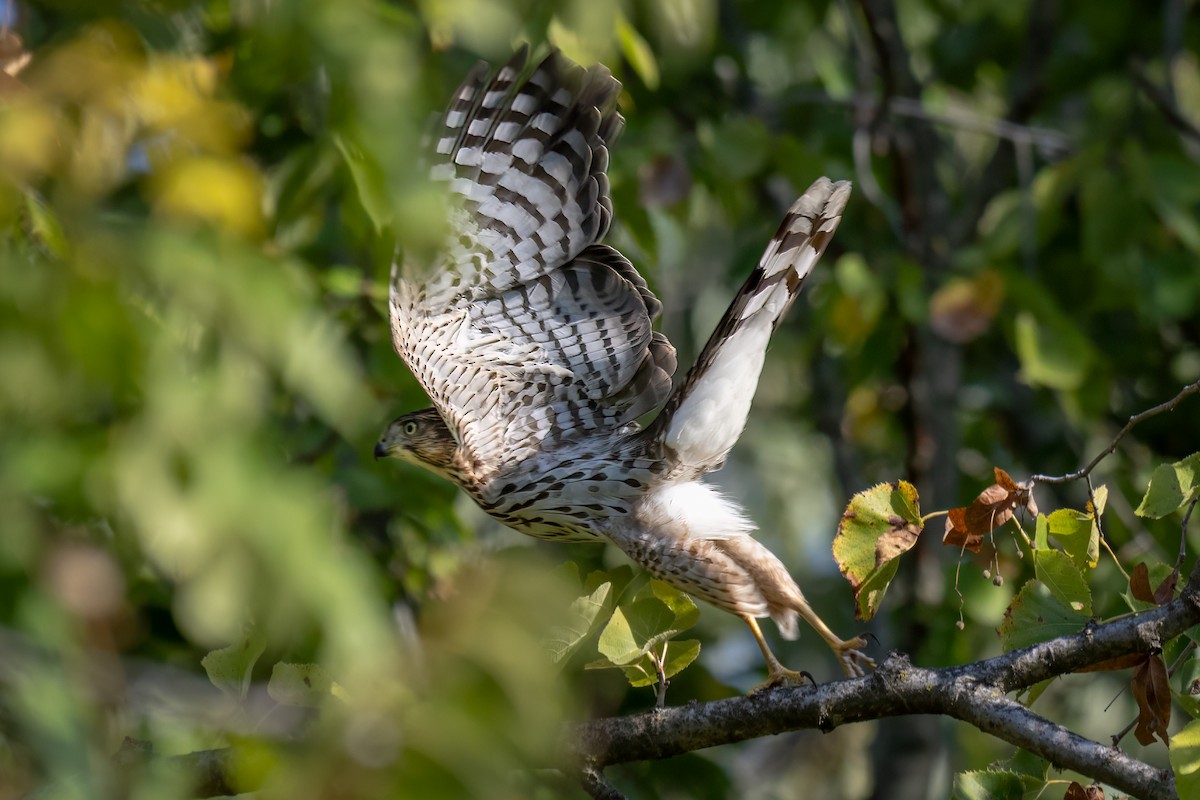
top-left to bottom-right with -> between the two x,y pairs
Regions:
951,769 -> 1024,800
943,467 -> 1035,552
1136,453 -> 1200,519
1032,549 -> 1091,615
1171,720 -> 1200,799
997,580 -> 1088,652
833,481 -> 923,621
1045,508 -> 1099,569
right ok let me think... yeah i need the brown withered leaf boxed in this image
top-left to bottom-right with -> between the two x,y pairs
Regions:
1131,654 -> 1171,746
1063,782 -> 1105,800
943,507 -> 985,552
943,467 -> 1036,552
1129,562 -> 1156,604
1077,653 -> 1148,673
1130,562 -> 1180,607
875,515 -> 922,565
1155,569 -> 1179,605
1063,783 -> 1087,800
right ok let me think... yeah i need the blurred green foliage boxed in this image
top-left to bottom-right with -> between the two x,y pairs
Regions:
3,0 -> 1200,798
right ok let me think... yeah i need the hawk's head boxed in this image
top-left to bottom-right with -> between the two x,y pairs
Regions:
374,408 -> 458,478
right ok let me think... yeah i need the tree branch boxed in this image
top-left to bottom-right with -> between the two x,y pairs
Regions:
568,571 -> 1200,800
115,564 -> 1200,800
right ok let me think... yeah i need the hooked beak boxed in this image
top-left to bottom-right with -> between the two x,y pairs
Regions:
373,441 -> 388,460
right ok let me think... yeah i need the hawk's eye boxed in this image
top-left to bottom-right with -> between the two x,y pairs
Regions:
402,420 -> 419,436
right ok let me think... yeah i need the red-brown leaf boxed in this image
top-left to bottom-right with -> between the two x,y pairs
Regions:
942,468 -> 1035,551
943,507 -> 984,552
1129,563 -> 1156,605
1131,655 -> 1171,746
1155,569 -> 1179,605
1063,782 -> 1088,800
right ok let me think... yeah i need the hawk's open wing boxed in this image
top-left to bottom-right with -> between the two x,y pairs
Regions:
389,49 -> 676,480
645,178 -> 851,474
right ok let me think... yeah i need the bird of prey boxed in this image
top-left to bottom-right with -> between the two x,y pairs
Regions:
375,47 -> 873,683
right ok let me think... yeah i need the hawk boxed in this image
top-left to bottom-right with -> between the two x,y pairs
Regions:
375,48 -> 873,684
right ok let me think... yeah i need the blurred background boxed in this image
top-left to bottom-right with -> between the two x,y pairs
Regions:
2,0 -> 1200,798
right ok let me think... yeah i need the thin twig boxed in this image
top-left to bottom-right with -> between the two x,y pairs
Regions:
1031,379 -> 1200,484
1177,495 -> 1198,571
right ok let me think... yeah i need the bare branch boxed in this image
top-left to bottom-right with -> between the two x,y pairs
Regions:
1031,379 -> 1200,484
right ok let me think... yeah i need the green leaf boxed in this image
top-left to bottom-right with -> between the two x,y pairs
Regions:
1034,513 -> 1049,550
585,564 -> 635,598
1171,719 -> 1200,799
618,657 -> 658,688
1014,310 -> 1091,391
596,582 -> 699,667
611,640 -> 702,688
24,193 -> 70,259
635,579 -> 700,633
660,639 -> 701,680
1177,658 -> 1200,719
333,132 -> 393,233
545,580 -> 613,665
951,769 -> 1024,800
1033,549 -> 1092,615
597,605 -> 643,665
832,481 -> 923,621
1045,508 -> 1098,569
267,662 -> 337,708
616,15 -> 659,89
997,580 -> 1088,652
201,628 -> 266,701
1136,453 -> 1200,518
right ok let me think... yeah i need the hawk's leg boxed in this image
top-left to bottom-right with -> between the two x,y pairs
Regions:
743,615 -> 815,690
792,598 -> 875,679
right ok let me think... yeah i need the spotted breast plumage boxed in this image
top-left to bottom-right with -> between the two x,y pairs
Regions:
376,47 -> 873,683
